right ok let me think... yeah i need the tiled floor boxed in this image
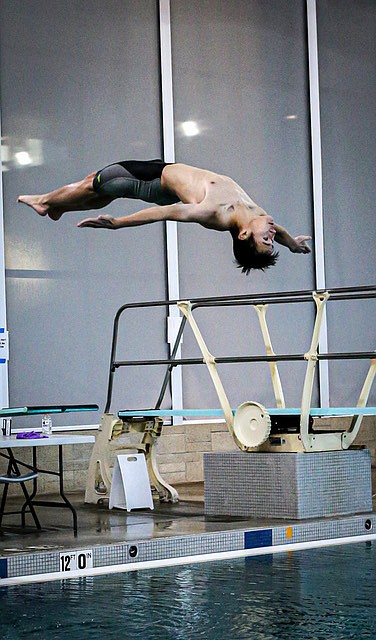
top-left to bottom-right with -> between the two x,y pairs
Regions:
0,483 -> 293,556
1,483 -> 375,586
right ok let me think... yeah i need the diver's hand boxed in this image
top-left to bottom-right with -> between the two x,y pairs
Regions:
77,215 -> 118,229
291,235 -> 312,253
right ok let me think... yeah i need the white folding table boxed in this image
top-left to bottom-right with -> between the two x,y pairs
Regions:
0,405 -> 97,535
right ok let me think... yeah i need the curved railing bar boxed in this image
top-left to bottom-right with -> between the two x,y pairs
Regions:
108,285 -> 376,319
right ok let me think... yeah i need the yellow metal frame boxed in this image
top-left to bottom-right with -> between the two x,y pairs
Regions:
85,290 -> 376,503
178,292 -> 375,453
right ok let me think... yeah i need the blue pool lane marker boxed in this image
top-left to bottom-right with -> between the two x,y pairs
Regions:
0,559 -> 8,579
244,529 -> 273,549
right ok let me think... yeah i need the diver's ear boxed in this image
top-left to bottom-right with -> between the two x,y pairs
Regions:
238,228 -> 250,241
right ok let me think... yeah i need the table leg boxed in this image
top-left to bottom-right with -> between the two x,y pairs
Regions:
31,445 -> 78,536
58,445 -> 78,535
4,449 -> 41,530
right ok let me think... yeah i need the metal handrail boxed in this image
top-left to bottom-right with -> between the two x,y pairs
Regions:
104,285 -> 376,413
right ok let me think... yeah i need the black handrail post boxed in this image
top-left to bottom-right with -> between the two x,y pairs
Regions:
105,304 -> 130,413
155,314 -> 188,410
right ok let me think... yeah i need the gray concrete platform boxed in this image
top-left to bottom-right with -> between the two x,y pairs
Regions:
204,450 -> 373,518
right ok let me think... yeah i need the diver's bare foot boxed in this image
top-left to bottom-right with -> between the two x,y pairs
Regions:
17,195 -> 48,217
17,195 -> 64,220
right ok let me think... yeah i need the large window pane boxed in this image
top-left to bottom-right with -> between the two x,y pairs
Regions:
317,0 -> 376,406
171,0 -> 315,410
0,0 -> 168,423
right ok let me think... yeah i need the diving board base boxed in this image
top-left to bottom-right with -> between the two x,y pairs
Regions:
204,450 -> 372,519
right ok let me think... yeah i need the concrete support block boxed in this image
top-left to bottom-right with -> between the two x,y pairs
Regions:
204,450 -> 373,519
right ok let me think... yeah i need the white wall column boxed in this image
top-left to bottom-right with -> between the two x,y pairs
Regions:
0,107 -> 10,408
307,0 -> 330,407
159,0 -> 183,419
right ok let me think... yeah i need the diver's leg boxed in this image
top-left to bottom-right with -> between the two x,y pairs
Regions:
18,172 -> 115,221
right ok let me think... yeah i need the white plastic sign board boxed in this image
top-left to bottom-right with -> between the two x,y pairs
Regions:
109,453 -> 154,511
59,549 -> 93,572
0,330 -> 9,361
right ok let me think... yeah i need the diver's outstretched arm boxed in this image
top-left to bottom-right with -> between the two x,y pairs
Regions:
274,224 -> 312,253
77,202 -> 212,229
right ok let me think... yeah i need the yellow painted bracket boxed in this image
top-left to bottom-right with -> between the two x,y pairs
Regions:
177,300 -> 246,450
343,356 -> 376,448
253,304 -> 286,409
300,291 -> 330,451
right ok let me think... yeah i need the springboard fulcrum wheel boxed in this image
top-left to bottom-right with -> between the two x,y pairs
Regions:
233,401 -> 271,449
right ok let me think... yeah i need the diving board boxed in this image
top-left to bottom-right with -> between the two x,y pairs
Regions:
118,407 -> 376,418
117,405 -> 376,456
0,404 -> 98,418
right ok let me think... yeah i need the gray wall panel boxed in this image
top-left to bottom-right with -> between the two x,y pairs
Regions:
317,0 -> 376,406
170,0 -> 317,410
0,0 -> 169,423
1,0 -> 374,421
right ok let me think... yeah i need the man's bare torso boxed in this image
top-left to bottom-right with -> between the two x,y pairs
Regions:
161,163 -> 260,230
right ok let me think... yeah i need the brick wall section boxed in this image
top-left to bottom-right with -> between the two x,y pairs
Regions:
157,415 -> 376,488
156,421 -> 236,486
1,416 -> 375,496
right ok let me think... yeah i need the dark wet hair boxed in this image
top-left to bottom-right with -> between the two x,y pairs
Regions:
232,234 -> 279,274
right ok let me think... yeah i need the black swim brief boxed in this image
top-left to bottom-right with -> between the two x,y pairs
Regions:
92,159 -> 180,205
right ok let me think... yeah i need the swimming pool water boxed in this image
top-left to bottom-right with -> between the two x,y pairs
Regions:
1,542 -> 375,639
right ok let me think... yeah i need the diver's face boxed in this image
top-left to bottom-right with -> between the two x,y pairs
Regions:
250,215 -> 276,254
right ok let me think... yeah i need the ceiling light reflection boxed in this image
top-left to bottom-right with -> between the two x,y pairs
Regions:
15,151 -> 32,166
180,121 -> 200,137
1,137 -> 44,170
